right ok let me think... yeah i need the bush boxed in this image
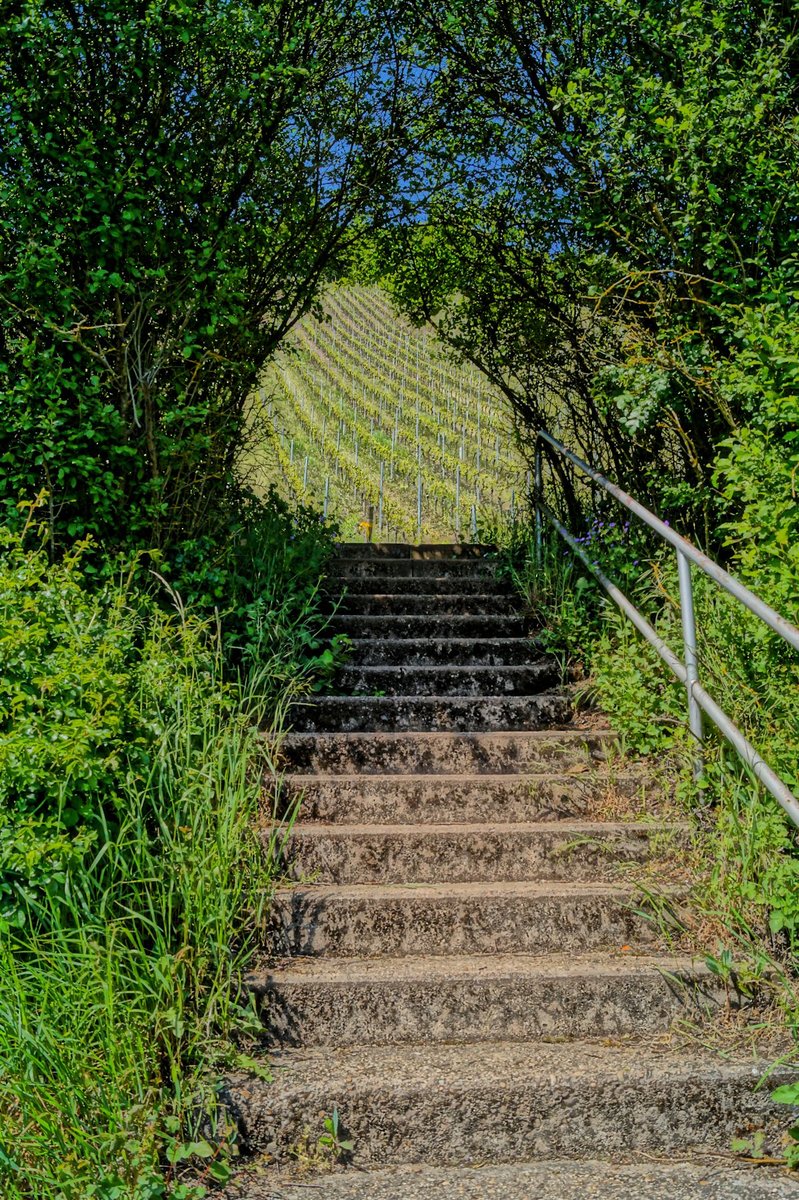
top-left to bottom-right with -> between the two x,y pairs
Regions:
714,302 -> 799,623
164,486 -> 340,680
0,489 -> 337,926
0,497 -> 336,1195
0,528 -> 147,837
493,515 -> 799,962
0,0 -> 410,555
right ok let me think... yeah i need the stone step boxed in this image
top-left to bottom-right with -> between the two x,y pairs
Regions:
225,1159 -> 798,1199
333,543 -> 490,560
278,730 -> 616,775
346,637 -> 541,667
329,614 -> 530,639
284,820 -> 677,885
225,1041 -> 792,1164
269,880 -> 667,957
251,953 -> 725,1048
332,558 -> 498,579
334,576 -> 510,595
288,691 -> 570,733
281,769 -> 651,824
336,593 -> 518,616
336,662 -> 559,698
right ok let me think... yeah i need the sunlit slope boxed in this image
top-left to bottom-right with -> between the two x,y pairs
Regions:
251,285 -> 528,540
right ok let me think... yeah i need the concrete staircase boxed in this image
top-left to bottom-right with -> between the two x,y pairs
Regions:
226,544 -> 792,1197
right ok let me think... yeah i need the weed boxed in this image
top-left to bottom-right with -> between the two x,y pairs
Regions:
317,1107 -> 355,1163
771,1083 -> 799,1166
287,1108 -> 355,1174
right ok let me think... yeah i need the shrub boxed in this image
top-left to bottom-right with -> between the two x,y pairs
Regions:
0,0 -> 411,555
0,498 -> 336,1194
164,486 -> 341,682
493,515 -> 799,963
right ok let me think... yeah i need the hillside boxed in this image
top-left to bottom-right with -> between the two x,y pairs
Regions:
249,286 -> 528,540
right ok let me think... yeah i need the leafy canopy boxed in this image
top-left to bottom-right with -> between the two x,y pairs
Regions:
0,0 -> 417,550
384,0 -> 799,567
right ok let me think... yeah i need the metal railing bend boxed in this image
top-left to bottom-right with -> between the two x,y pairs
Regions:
532,429 -> 799,829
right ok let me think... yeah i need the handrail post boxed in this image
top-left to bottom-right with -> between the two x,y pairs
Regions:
534,436 -> 543,564
378,461 -> 384,536
455,465 -> 461,537
677,548 -> 704,775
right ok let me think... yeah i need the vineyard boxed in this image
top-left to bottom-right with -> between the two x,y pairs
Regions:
251,285 -> 529,540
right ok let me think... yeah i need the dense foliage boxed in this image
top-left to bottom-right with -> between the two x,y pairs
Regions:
0,494 -> 335,921
383,0 -> 799,601
0,502 -> 337,1195
0,0 -> 417,553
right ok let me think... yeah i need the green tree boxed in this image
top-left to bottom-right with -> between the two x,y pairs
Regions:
0,0 -> 417,550
386,0 -> 799,550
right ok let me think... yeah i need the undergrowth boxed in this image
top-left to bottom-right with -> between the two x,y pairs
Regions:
0,495 -> 338,1197
485,506 -> 799,1159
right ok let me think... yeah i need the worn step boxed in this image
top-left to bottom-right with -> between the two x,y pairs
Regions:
335,662 -> 559,698
332,558 -> 498,579
269,880 -> 666,957
346,637 -> 541,667
226,1041 -> 793,1164
333,543 -> 490,560
284,820 -> 677,885
334,575 -> 510,595
278,730 -> 616,775
225,1159 -> 798,1199
251,953 -> 725,1048
281,769 -> 651,824
336,593 -> 518,617
289,691 -> 570,733
328,614 -> 530,639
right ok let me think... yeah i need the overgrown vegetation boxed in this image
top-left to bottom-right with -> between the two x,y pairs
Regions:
0,499 -> 337,1196
3,0 -> 799,1185
490,514 -> 799,1091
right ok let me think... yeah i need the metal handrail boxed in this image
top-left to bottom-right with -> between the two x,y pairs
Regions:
532,430 -> 799,829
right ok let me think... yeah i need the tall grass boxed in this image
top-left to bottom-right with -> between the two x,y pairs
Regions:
0,516 -> 332,1197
